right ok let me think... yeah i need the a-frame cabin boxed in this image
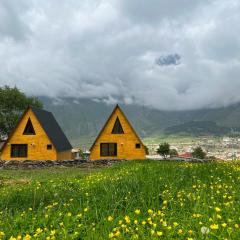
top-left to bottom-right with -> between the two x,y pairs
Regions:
89,105 -> 146,160
0,106 -> 72,160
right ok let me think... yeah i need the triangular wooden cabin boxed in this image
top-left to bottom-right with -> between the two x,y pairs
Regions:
0,106 -> 72,160
89,105 -> 146,160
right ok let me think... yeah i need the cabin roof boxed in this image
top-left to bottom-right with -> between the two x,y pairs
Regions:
89,104 -> 144,151
2,106 -> 72,152
31,107 -> 72,152
0,141 -> 6,151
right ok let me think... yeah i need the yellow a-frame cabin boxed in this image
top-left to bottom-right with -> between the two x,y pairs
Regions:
89,105 -> 146,160
0,106 -> 72,160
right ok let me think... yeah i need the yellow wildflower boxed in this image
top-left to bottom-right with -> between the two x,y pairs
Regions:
135,209 -> 141,215
157,231 -> 163,236
125,216 -> 130,223
210,224 -> 219,230
35,228 -> 43,235
25,234 -> 31,240
115,231 -> 120,237
178,229 -> 183,234
109,232 -> 114,238
148,209 -> 153,215
215,207 -> 221,213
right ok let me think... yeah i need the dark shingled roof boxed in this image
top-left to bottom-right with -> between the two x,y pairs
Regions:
31,107 -> 72,152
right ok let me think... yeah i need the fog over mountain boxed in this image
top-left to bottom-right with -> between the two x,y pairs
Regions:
1,0 -> 240,110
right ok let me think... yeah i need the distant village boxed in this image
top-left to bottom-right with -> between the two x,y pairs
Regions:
65,136 -> 240,161
147,136 -> 240,160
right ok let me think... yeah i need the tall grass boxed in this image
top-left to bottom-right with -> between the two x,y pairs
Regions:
0,160 -> 240,239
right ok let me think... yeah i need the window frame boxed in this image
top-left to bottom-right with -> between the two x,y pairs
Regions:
111,117 -> 124,134
23,118 -> 36,135
47,144 -> 52,150
135,143 -> 141,149
11,144 -> 28,158
100,143 -> 117,157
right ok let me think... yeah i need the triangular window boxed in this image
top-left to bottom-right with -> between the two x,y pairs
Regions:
112,117 -> 124,134
23,118 -> 36,135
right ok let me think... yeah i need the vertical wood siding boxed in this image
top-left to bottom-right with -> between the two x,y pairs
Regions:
1,109 -> 58,160
90,108 -> 146,160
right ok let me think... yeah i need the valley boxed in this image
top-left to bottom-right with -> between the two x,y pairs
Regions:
40,97 -> 240,160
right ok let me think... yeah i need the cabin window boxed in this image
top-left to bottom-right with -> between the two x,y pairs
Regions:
11,144 -> 28,158
23,118 -> 36,135
100,143 -> 117,156
47,144 -> 52,150
112,117 -> 124,134
136,143 -> 141,149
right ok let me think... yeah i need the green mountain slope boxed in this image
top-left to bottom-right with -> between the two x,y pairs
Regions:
40,97 -> 240,147
165,121 -> 230,136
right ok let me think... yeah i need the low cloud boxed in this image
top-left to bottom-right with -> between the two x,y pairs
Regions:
0,0 -> 240,110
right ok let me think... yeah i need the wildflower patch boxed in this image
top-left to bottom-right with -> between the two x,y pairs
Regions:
0,160 -> 239,239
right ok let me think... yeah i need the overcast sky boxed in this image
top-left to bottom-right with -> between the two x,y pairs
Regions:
0,0 -> 240,110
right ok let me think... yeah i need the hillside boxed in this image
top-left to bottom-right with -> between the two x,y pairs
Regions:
40,97 -> 240,146
165,121 -> 230,136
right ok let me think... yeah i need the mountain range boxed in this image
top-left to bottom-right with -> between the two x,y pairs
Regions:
40,97 -> 240,147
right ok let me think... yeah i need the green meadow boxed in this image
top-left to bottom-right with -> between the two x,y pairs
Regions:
0,161 -> 240,240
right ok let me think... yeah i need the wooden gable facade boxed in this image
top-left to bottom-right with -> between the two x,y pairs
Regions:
89,105 -> 146,160
0,106 -> 72,160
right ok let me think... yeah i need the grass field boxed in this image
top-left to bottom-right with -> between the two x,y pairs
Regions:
0,161 -> 240,239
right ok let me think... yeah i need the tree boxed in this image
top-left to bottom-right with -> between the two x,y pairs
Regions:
169,149 -> 178,158
192,146 -> 206,159
0,86 -> 43,137
157,142 -> 170,159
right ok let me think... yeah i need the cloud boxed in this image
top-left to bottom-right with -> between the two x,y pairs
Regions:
118,0 -> 212,24
0,0 -> 240,110
156,54 -> 181,66
0,0 -> 30,40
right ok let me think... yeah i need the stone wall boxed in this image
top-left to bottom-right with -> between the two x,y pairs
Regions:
0,159 -> 126,169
